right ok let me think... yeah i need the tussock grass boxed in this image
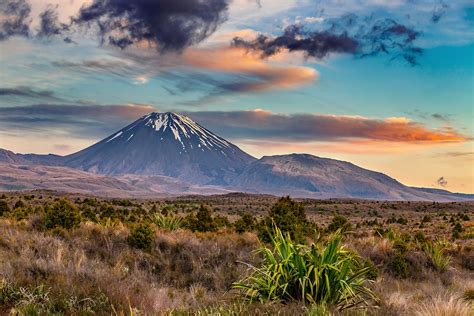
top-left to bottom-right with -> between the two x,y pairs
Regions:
412,293 -> 472,316
423,240 -> 452,272
233,226 -> 377,311
153,213 -> 183,230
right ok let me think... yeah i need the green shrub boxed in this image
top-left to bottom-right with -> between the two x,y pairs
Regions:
463,289 -> 474,301
327,215 -> 351,233
44,199 -> 81,230
258,196 -> 310,243
153,213 -> 183,230
14,199 -> 25,209
389,255 -> 410,278
233,226 -> 377,310
361,258 -> 379,281
184,205 -> 218,232
214,214 -> 231,228
414,231 -> 426,243
234,213 -> 256,234
452,222 -> 463,239
393,240 -> 408,255
0,200 -> 11,216
128,224 -> 155,250
423,240 -> 451,272
421,215 -> 431,223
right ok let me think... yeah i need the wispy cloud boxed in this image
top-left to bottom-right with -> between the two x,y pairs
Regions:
0,106 -> 466,145
0,103 -> 155,138
0,86 -> 66,102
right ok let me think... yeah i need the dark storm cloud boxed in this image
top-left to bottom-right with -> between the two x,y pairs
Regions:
0,0 -> 31,40
37,5 -> 69,38
233,25 -> 358,59
1,0 -> 235,51
72,0 -> 231,51
232,14 -> 423,65
0,87 -> 65,102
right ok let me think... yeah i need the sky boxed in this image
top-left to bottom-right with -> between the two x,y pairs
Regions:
0,0 -> 473,193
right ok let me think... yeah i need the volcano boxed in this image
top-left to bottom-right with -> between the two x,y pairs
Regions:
62,112 -> 256,185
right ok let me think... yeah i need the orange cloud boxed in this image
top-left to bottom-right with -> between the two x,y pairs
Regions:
181,46 -> 317,92
186,111 -> 468,143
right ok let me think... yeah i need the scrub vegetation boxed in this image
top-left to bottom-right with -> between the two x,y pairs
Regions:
0,191 -> 472,315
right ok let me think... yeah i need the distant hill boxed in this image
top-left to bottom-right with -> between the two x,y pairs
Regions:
229,154 -> 472,201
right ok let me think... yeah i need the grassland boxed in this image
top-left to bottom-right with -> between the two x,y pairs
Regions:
0,190 -> 473,315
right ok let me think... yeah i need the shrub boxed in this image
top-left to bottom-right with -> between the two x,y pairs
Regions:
153,213 -> 182,231
0,200 -> 10,216
414,231 -> 426,243
214,214 -> 231,228
234,213 -> 256,234
389,255 -> 410,278
421,215 -> 432,223
361,258 -> 379,281
128,223 -> 155,250
397,217 -> 408,225
233,227 -> 377,311
452,222 -> 463,239
184,205 -> 218,232
258,196 -> 310,243
393,240 -> 408,255
327,215 -> 351,233
14,199 -> 25,209
423,240 -> 451,272
44,199 -> 81,230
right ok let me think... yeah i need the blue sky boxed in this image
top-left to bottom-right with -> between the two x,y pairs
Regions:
0,0 -> 473,192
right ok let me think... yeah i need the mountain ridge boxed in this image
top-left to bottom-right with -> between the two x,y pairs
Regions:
0,112 -> 471,201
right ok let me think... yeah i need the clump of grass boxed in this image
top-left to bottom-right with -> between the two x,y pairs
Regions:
423,240 -> 451,272
0,279 -> 111,314
153,213 -> 183,231
233,226 -> 377,311
413,293 -> 472,316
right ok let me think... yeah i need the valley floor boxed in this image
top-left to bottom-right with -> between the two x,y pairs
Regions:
0,191 -> 473,315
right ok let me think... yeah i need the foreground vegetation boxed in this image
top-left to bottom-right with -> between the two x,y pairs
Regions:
0,191 -> 472,315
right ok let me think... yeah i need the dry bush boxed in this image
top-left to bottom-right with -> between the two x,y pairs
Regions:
0,219 -> 258,313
